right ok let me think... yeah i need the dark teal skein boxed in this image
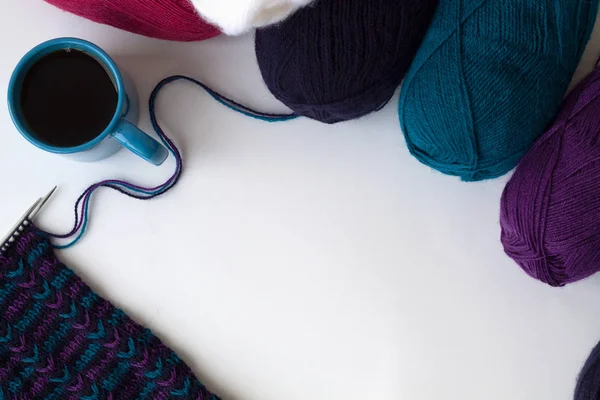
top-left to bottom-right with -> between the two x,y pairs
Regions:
398,0 -> 598,181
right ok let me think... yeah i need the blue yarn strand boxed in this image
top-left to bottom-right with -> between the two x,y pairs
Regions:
49,74 -> 296,249
168,75 -> 299,122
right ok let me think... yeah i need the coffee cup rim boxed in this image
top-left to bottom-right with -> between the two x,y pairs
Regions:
8,37 -> 126,154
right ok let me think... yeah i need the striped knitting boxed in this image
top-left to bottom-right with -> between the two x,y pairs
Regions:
0,224 -> 221,399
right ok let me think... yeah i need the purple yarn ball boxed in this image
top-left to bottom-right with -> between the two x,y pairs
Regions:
255,0 -> 438,124
500,65 -> 600,287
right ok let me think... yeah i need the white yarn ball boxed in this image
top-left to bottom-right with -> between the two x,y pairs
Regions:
190,0 -> 314,35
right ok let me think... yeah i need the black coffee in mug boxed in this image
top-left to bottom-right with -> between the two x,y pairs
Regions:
19,49 -> 118,148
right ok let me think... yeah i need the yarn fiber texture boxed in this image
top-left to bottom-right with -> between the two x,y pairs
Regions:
255,0 -> 438,124
190,0 -> 314,35
0,225 -> 221,399
44,0 -> 220,42
398,0 -> 598,181
500,64 -> 600,287
576,340 -> 600,400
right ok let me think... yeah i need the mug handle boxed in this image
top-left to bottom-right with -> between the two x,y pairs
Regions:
112,120 -> 169,166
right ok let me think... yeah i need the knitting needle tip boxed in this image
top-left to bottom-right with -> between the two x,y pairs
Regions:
29,186 -> 57,220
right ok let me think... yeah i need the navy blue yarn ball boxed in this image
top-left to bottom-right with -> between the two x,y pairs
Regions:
255,0 -> 438,124
576,341 -> 600,400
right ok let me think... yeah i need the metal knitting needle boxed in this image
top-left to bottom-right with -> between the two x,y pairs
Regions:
29,186 -> 57,220
0,186 -> 57,252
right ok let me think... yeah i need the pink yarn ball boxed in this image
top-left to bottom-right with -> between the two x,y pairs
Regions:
44,0 -> 221,42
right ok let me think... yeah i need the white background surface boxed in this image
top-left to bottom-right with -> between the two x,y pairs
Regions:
2,2 -> 600,399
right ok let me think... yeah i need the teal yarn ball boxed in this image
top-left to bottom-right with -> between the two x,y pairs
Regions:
398,0 -> 598,181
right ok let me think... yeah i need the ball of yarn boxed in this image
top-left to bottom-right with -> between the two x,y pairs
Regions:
398,0 -> 598,181
255,0 -> 438,124
44,0 -> 220,42
500,65 -> 600,287
191,0 -> 314,35
575,341 -> 600,400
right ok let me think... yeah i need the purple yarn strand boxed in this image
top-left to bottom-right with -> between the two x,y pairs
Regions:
44,75 -> 186,242
44,74 -> 294,246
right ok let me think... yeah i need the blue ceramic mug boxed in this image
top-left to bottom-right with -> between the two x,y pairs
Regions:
8,38 -> 168,165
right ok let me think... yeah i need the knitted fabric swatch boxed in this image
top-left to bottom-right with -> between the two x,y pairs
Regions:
0,224 -> 221,399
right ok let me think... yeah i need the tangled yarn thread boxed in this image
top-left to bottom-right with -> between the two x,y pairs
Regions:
256,0 -> 438,124
399,0 -> 598,181
500,60 -> 600,287
0,225 -> 221,399
44,0 -> 220,42
43,74 -> 295,249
